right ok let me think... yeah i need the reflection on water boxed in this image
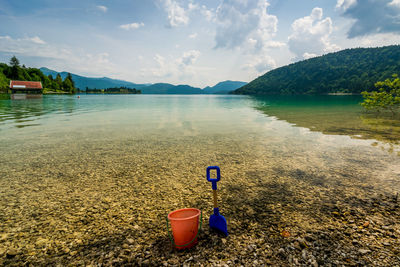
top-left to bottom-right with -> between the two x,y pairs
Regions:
253,95 -> 400,150
0,95 -> 77,129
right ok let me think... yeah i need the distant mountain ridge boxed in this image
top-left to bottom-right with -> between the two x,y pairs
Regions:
40,67 -> 246,94
233,45 -> 400,95
40,67 -> 149,90
203,80 -> 247,94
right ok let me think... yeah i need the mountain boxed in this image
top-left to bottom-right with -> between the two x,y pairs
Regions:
40,67 -> 150,90
233,45 -> 400,95
141,83 -> 203,94
203,80 -> 247,94
40,67 -> 247,94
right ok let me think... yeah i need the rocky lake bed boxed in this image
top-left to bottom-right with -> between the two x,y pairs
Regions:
1,133 -> 400,266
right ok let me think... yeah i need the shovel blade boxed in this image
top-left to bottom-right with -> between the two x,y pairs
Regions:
209,213 -> 228,236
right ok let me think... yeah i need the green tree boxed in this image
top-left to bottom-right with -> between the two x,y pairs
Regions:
55,74 -> 63,90
66,73 -> 75,87
61,73 -> 76,93
62,77 -> 73,92
361,75 -> 400,115
0,72 -> 9,92
9,55 -> 21,80
9,56 -> 20,68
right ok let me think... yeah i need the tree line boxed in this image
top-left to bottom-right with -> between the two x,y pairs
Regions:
83,86 -> 141,94
0,56 -> 77,93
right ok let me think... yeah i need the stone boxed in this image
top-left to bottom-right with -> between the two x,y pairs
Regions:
36,238 -> 48,247
358,249 -> 370,255
302,249 -> 307,260
6,248 -> 19,258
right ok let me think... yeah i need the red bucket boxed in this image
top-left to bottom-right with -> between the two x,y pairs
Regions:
167,208 -> 202,249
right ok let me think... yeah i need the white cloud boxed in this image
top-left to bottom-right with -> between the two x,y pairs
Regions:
0,35 -> 115,76
146,50 -> 201,80
303,52 -> 318,60
264,40 -> 286,48
288,7 -> 339,61
335,0 -> 357,11
388,0 -> 400,8
201,5 -> 215,22
242,55 -> 276,74
119,22 -> 144,30
161,0 -> 189,27
0,36 -> 48,54
29,36 -> 46,44
188,2 -> 199,11
189,33 -> 198,39
214,0 -> 278,51
97,5 -> 108,13
355,32 -> 400,47
179,50 -> 200,65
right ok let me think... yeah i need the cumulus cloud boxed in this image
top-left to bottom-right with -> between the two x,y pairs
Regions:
214,0 -> 278,51
335,0 -> 357,11
147,50 -> 201,79
242,55 -> 276,73
0,35 -> 115,76
119,22 -> 144,30
161,0 -> 189,27
97,5 -> 108,13
388,0 -> 400,8
303,52 -> 318,59
288,7 -> 339,61
178,50 -> 200,65
201,5 -> 215,22
158,1 -> 215,28
0,36 -> 48,55
29,36 -> 46,44
337,0 -> 400,38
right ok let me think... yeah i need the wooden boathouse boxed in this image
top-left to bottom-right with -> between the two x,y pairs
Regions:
9,80 -> 43,99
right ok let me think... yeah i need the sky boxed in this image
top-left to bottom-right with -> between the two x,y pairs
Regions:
0,0 -> 399,88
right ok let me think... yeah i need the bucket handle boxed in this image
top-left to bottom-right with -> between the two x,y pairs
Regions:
166,210 -> 202,248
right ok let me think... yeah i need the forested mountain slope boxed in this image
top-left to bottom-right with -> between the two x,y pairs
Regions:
233,45 -> 400,95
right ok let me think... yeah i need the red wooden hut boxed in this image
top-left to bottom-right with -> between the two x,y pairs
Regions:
9,80 -> 43,99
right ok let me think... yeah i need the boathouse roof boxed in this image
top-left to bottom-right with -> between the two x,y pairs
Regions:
10,80 -> 43,89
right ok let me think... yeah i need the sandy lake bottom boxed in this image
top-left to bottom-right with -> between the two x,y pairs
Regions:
0,95 -> 399,266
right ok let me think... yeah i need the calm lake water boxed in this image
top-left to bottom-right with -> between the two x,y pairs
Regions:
1,94 -> 400,265
1,94 -> 399,153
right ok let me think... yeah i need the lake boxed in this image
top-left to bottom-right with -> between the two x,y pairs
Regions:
1,94 -> 399,265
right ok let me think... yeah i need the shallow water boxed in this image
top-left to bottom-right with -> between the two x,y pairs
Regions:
0,94 -> 399,265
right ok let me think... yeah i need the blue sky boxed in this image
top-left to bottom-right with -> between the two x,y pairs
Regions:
0,0 -> 399,87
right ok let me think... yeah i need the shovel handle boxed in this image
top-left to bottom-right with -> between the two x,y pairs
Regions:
207,166 -> 221,190
213,190 -> 218,209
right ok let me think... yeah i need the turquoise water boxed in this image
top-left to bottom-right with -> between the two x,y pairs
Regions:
1,94 -> 399,145
1,94 -> 400,264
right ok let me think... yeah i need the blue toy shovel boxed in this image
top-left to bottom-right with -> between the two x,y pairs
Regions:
207,166 -> 228,236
